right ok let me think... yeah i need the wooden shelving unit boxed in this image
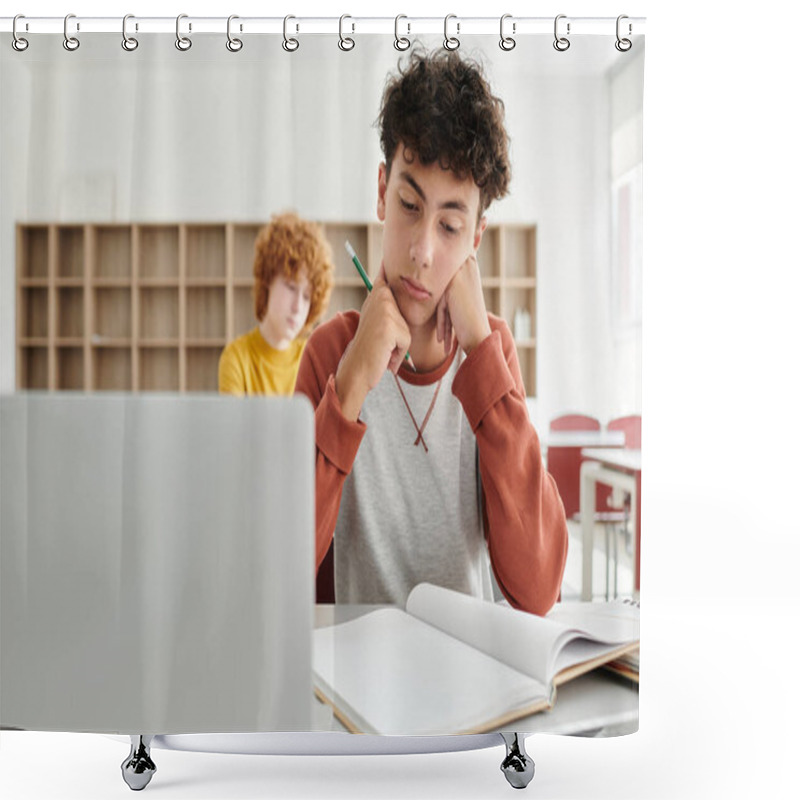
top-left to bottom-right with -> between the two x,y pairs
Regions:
16,221 -> 537,394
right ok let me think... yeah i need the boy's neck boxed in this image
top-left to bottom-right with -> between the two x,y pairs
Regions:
407,319 -> 450,374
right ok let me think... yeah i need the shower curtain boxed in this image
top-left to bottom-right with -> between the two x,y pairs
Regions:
1,17 -> 644,745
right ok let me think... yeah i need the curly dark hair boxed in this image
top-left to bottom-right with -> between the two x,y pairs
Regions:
253,212 -> 334,338
377,48 -> 511,215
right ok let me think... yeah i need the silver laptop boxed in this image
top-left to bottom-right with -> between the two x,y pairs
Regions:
0,393 -> 315,734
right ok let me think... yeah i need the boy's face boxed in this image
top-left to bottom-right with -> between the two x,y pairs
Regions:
264,268 -> 312,344
377,146 -> 486,331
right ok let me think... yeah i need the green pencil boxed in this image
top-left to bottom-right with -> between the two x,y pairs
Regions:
345,240 -> 416,372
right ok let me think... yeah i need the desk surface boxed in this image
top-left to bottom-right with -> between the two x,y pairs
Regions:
545,431 -> 626,448
314,605 -> 638,737
582,447 -> 642,471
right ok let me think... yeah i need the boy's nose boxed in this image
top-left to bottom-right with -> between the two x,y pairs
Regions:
410,226 -> 434,269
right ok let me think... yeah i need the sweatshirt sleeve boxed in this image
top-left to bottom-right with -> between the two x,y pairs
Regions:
294,314 -> 365,571
452,318 -> 568,616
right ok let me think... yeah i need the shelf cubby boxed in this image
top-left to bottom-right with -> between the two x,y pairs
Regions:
139,347 -> 180,392
56,227 -> 84,279
57,288 -> 84,338
186,347 -> 224,392
93,288 -> 132,340
138,226 -> 179,281
186,288 -> 225,340
139,288 -> 179,341
185,225 -> 226,280
95,226 -> 132,280
22,288 -> 49,339
56,347 -> 85,390
19,226 -> 49,279
233,287 -> 254,338
478,227 -> 501,279
232,225 -> 261,280
20,347 -> 49,390
93,347 -> 132,391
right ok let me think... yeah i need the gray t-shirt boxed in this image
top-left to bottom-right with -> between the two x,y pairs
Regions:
334,351 -> 494,606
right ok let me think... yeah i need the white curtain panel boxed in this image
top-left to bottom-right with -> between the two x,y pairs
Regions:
1,27 -> 644,740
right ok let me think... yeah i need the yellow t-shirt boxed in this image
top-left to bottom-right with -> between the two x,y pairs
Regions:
218,327 -> 306,396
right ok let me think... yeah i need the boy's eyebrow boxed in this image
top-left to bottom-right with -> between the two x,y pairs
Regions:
399,171 -> 470,214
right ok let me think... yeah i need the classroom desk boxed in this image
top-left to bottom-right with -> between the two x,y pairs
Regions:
579,448 -> 642,601
314,605 -> 638,737
544,430 -> 626,449
544,431 -> 625,518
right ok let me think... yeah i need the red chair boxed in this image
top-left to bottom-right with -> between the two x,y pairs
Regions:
549,414 -> 601,433
608,415 -> 641,449
602,414 -> 642,597
547,414 -> 601,518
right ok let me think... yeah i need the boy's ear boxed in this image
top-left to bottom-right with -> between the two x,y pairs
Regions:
473,216 -> 488,253
377,162 -> 388,222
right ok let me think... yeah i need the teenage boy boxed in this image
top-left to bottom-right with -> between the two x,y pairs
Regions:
295,49 -> 567,615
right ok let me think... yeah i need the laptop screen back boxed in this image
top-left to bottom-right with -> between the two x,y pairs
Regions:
0,393 -> 315,733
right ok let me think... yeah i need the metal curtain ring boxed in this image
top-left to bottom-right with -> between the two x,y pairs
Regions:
226,15 -> 243,52
553,14 -> 570,52
499,14 -> 516,51
122,14 -> 139,51
338,14 -> 355,51
63,14 -> 80,51
283,15 -> 299,52
443,14 -> 460,51
175,14 -> 192,51
12,14 -> 29,51
394,14 -> 410,51
615,15 -> 632,52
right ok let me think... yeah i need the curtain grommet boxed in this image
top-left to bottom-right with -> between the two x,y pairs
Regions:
12,15 -> 29,51
443,14 -> 460,51
121,14 -> 139,52
282,15 -> 299,52
63,14 -> 80,51
499,14 -> 516,51
394,15 -> 410,51
226,15 -> 243,52
615,15 -> 633,52
553,14 -> 570,52
338,14 -> 355,51
175,14 -> 192,51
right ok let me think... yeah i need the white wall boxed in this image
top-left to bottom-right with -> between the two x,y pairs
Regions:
1,33 -> 643,430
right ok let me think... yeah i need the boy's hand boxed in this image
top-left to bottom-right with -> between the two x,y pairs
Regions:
436,254 -> 492,356
335,266 -> 411,422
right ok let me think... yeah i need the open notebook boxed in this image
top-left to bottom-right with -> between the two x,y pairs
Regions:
313,583 -> 639,735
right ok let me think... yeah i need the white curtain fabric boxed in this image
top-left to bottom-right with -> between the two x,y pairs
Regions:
0,30 -> 644,738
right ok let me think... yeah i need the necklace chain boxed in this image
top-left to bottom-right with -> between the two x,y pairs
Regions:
393,374 -> 443,454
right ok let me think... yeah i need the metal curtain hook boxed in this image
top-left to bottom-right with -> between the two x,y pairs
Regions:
394,14 -> 410,51
283,15 -> 299,52
226,15 -> 243,52
444,14 -> 460,51
12,14 -> 29,52
63,13 -> 80,51
338,14 -> 355,51
175,14 -> 192,51
122,14 -> 139,51
499,14 -> 516,51
615,15 -> 632,52
553,14 -> 570,52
